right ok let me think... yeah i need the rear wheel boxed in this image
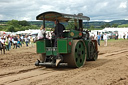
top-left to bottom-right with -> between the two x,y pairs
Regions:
63,40 -> 87,68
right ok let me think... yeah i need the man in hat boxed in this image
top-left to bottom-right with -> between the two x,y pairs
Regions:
53,20 -> 65,47
54,20 -> 65,38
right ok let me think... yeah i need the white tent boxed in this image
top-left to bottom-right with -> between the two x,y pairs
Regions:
103,27 -> 128,38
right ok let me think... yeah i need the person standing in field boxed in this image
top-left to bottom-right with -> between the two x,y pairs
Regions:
92,34 -> 97,40
115,32 -> 118,40
13,35 -> 18,49
103,33 -> 107,46
24,35 -> 29,47
30,36 -> 34,47
97,32 -> 101,46
123,33 -> 126,40
5,37 -> 9,51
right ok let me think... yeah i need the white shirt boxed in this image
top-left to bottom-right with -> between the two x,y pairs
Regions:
103,34 -> 107,40
37,29 -> 45,39
24,37 -> 29,42
21,36 -> 24,40
0,39 -> 5,44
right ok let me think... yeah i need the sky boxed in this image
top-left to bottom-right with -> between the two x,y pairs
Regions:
0,0 -> 128,22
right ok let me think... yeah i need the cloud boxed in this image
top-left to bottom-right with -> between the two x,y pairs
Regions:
119,1 -> 127,8
0,0 -> 128,21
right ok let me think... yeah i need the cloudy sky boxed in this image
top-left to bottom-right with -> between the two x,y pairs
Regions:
0,0 -> 128,21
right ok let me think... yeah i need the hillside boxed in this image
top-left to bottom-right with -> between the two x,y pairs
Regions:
0,20 -> 128,29
29,20 -> 128,28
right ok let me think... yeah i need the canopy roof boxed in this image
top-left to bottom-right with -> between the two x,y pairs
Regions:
36,11 -> 90,22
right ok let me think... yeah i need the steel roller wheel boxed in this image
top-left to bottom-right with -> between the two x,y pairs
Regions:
91,47 -> 98,61
89,41 -> 98,61
63,40 -> 87,68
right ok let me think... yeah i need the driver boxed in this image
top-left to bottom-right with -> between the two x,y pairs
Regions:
54,20 -> 65,38
53,20 -> 65,46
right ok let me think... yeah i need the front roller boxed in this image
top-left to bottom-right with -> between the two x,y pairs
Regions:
63,40 -> 87,68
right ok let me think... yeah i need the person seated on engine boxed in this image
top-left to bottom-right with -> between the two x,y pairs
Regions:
53,20 -> 65,47
37,25 -> 45,40
53,20 -> 65,38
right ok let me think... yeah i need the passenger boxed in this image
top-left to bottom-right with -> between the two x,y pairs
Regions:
46,32 -> 51,39
37,25 -> 45,40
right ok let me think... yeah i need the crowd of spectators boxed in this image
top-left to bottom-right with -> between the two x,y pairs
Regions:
0,34 -> 36,54
91,31 -> 128,47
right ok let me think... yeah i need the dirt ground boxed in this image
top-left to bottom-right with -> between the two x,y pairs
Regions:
0,40 -> 128,85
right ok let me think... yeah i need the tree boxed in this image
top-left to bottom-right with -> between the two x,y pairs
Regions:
105,23 -> 110,27
19,20 -> 30,26
111,24 -> 118,27
101,25 -> 105,28
118,24 -> 128,27
30,25 -> 39,29
90,25 -> 94,30
66,19 -> 75,30
6,25 -> 16,32
7,20 -> 19,27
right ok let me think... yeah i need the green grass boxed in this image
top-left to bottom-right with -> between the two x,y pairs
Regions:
101,39 -> 126,42
107,39 -> 124,42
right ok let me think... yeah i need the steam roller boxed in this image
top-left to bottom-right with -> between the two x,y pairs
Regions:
35,11 -> 99,68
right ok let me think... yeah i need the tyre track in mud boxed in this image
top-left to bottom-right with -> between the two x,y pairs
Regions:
37,50 -> 128,85
0,48 -> 127,85
98,48 -> 128,55
0,48 -> 127,79
0,66 -> 65,85
0,67 -> 41,78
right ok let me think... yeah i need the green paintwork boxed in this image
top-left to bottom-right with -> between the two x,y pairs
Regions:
63,30 -> 82,38
67,39 -> 72,53
53,47 -> 58,55
74,41 -> 85,67
36,40 -> 46,53
46,47 -> 58,56
46,40 -> 51,47
63,32 -> 69,37
57,39 -> 67,53
69,30 -> 82,38
57,38 -> 72,53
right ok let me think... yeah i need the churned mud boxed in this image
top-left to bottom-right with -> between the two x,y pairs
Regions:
0,40 -> 128,85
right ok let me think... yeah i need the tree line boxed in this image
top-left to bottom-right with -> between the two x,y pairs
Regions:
0,20 -> 128,32
0,20 -> 39,32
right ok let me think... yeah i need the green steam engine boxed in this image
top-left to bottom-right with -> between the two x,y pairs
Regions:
35,11 -> 98,68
